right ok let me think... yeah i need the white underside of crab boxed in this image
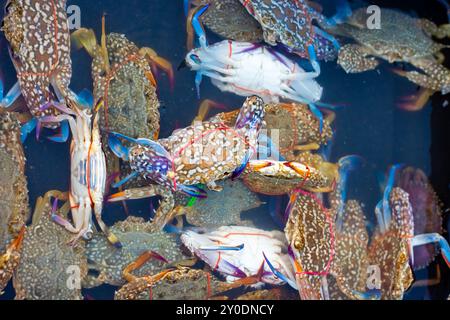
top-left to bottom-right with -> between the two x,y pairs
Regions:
64,108 -> 107,242
248,160 -> 320,178
181,226 -> 295,286
186,40 -> 323,104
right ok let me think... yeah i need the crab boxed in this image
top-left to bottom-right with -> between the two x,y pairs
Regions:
13,190 -> 87,300
395,167 -> 443,270
369,185 -> 450,300
71,17 -> 173,186
174,179 -> 262,229
83,216 -> 185,288
181,225 -> 295,287
332,7 -> 450,110
185,0 -> 264,51
0,109 -> 29,293
1,0 -> 80,139
238,0 -> 348,61
40,99 -> 119,247
207,101 -> 335,160
107,96 -> 265,228
115,264 -> 248,300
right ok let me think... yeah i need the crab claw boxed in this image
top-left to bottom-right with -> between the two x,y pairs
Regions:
178,184 -> 208,198
20,118 -> 37,143
108,133 -> 131,161
189,4 -> 209,49
47,120 -> 70,143
0,81 -> 21,108
263,252 -> 297,289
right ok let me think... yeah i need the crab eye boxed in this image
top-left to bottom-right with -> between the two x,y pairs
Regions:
189,54 -> 201,64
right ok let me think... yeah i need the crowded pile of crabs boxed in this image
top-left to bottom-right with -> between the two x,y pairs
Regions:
0,0 -> 449,300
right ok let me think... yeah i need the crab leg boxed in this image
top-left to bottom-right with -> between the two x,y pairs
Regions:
412,233 -> 450,268
122,250 -> 169,283
139,47 -> 175,90
0,81 -> 21,108
108,186 -> 177,231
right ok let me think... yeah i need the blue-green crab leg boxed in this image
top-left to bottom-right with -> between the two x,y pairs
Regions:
20,118 -> 37,143
108,131 -> 171,159
412,233 -> 450,267
313,26 -> 340,52
111,172 -> 139,189
192,4 -> 209,49
0,81 -> 21,108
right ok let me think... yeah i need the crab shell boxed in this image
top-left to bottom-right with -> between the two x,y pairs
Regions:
284,190 -> 335,300
194,0 -> 264,43
239,0 -> 338,60
242,153 -> 338,196
157,121 -> 255,186
210,102 -> 334,161
115,268 -> 229,300
367,188 -> 414,300
13,191 -> 87,300
2,0 -> 73,122
0,110 -> 29,252
85,216 -> 185,288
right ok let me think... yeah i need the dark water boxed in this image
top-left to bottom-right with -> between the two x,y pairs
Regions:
0,0 -> 449,300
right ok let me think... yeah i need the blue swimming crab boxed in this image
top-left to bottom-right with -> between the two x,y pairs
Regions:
369,165 -> 450,299
332,7 -> 450,110
84,216 -> 185,288
13,190 -> 87,300
1,0 -> 80,140
107,96 -> 265,228
238,0 -> 348,61
0,108 -> 29,293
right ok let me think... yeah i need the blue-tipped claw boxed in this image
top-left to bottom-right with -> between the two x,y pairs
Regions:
0,81 -> 21,108
47,120 -> 70,143
20,118 -> 37,143
178,184 -> 207,198
412,233 -> 450,268
108,133 -> 130,161
199,243 -> 244,251
263,252 -> 297,290
313,26 -> 341,52
192,4 -> 209,48
195,72 -> 203,99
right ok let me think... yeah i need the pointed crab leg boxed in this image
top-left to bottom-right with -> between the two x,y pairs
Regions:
187,4 -> 210,50
191,99 -> 227,124
0,81 -> 21,108
139,47 -> 175,91
122,250 -> 169,283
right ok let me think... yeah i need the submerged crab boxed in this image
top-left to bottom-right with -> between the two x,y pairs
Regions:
115,265 -> 243,300
13,190 -> 87,300
181,226 -> 294,287
84,216 -> 185,288
1,0 -> 79,137
185,0 -> 264,50
333,7 -> 450,109
72,17 -> 173,183
107,96 -> 265,227
0,109 -> 29,293
238,0 -> 346,61
395,167 -> 443,270
176,179 -> 262,229
208,101 -> 334,160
